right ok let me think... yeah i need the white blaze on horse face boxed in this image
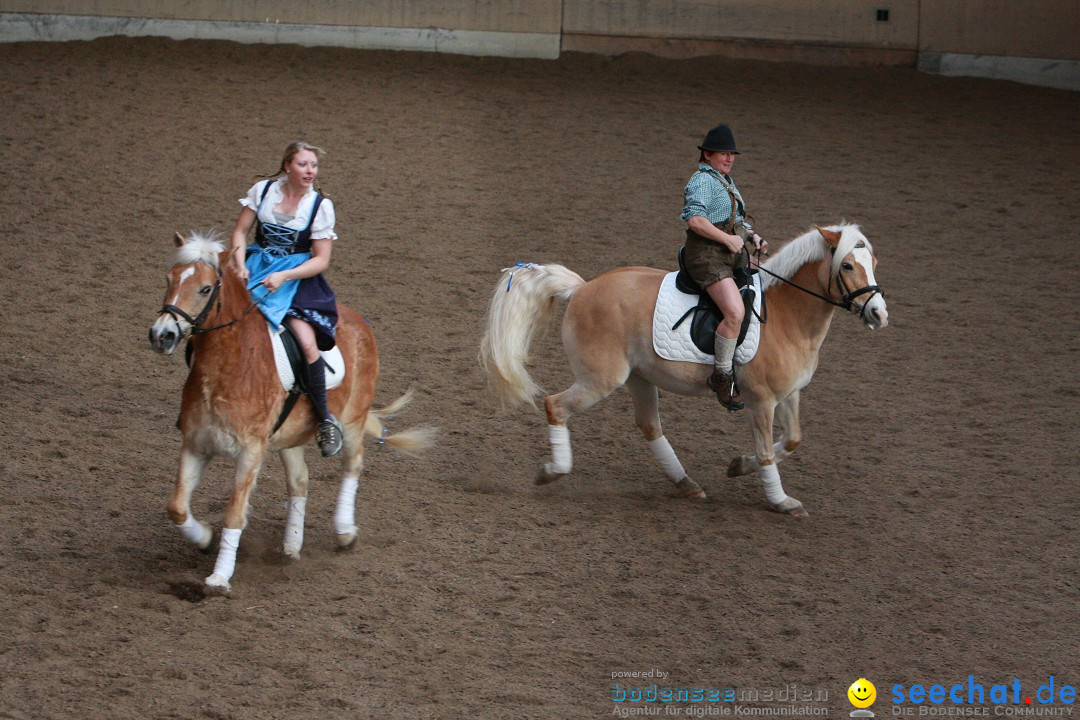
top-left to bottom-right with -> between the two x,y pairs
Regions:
851,247 -> 888,329
170,267 -> 196,306
149,266 -> 197,352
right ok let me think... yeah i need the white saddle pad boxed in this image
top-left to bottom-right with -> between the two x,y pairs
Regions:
651,271 -> 764,366
268,325 -> 346,392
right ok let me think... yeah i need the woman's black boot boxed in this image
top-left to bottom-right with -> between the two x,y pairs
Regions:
306,357 -> 343,457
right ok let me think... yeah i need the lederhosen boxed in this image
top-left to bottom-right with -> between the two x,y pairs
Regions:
683,173 -> 754,288
251,180 -> 339,350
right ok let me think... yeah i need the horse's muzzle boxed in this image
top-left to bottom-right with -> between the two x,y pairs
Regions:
862,302 -> 889,330
149,317 -> 182,355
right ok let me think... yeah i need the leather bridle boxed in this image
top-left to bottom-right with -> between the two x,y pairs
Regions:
748,243 -> 884,322
159,262 -> 257,336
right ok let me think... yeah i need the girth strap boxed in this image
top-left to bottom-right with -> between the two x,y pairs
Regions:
271,325 -> 307,436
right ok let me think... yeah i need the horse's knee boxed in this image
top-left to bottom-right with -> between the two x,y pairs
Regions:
783,438 -> 800,453
166,503 -> 187,525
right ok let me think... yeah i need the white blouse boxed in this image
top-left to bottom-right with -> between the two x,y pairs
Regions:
239,178 -> 338,241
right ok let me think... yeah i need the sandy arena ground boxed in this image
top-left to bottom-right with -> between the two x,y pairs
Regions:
1,36 -> 1078,719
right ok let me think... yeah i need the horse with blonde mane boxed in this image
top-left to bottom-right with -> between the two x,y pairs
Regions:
480,224 -> 888,515
149,232 -> 434,594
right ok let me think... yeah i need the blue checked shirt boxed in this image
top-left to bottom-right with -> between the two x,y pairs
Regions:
680,163 -> 746,226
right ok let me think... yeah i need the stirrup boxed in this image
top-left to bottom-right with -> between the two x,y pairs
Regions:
317,417 -> 343,457
707,370 -> 744,411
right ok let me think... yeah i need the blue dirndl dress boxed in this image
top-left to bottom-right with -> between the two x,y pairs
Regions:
246,181 -> 339,350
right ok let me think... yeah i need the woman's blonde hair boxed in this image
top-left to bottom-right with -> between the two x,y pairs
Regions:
256,141 -> 327,192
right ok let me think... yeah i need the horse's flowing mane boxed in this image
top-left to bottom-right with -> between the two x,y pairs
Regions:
173,231 -> 226,268
759,223 -> 869,291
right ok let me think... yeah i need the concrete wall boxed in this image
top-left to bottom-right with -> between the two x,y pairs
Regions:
0,0 -> 563,33
917,0 -> 1079,90
562,0 -> 919,65
920,0 -> 1078,59
0,0 -> 563,58
1,1 -> 1077,88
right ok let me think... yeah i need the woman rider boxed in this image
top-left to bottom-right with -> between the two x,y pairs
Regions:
229,141 -> 344,456
681,124 -> 767,410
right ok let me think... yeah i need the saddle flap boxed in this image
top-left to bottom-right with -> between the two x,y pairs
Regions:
674,245 -> 760,355
652,270 -> 766,367
688,273 -> 759,353
269,324 -> 346,392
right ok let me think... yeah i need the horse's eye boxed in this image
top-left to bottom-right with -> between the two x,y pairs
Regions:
842,262 -> 854,271
198,285 -> 213,296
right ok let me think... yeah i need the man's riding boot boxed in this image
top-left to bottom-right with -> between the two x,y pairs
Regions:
709,333 -> 744,411
707,367 -> 744,411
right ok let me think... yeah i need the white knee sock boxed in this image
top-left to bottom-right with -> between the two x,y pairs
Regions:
714,334 -> 737,373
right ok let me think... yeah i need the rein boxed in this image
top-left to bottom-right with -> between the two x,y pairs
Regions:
160,263 -> 260,336
747,244 -> 883,319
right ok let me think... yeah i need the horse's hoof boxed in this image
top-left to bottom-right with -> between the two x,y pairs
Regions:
674,476 -> 707,499
336,529 -> 358,550
773,497 -> 808,517
283,545 -> 302,560
535,466 -> 568,486
204,574 -> 232,596
727,455 -> 752,478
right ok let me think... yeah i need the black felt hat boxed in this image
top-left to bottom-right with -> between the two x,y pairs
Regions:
697,124 -> 740,154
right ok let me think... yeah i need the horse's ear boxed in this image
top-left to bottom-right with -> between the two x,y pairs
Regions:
220,246 -> 238,272
173,231 -> 186,247
816,226 -> 841,247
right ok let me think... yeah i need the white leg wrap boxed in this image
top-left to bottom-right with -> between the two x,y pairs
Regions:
647,436 -> 687,482
175,513 -> 207,545
283,496 -> 306,555
334,475 -> 359,536
547,424 -> 572,474
760,464 -> 788,505
209,527 -> 242,583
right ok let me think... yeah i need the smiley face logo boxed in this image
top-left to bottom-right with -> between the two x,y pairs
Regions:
848,679 -> 877,709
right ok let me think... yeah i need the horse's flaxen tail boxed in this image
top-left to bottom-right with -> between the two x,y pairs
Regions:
363,388 -> 437,456
479,262 -> 585,408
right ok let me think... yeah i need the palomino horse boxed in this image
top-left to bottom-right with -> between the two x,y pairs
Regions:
480,224 -> 888,515
149,232 -> 434,594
